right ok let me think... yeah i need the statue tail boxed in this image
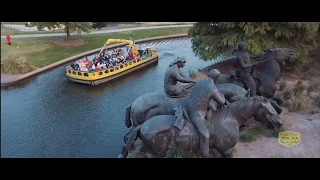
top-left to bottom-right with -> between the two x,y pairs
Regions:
126,124 -> 143,151
125,103 -> 132,128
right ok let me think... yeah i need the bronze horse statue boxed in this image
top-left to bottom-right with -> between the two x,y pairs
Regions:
204,48 -> 294,114
119,96 -> 282,158
125,83 -> 249,128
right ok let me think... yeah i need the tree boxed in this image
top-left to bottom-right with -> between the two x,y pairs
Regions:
92,22 -> 108,30
31,22 -> 92,40
189,22 -> 320,64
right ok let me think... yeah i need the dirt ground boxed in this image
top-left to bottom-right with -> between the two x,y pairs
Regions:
234,107 -> 320,158
234,76 -> 320,158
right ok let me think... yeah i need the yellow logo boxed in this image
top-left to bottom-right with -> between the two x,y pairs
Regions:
279,131 -> 301,147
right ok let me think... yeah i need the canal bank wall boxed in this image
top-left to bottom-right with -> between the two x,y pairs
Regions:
1,34 -> 189,86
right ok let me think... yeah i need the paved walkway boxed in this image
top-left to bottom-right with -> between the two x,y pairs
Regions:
1,24 -> 192,39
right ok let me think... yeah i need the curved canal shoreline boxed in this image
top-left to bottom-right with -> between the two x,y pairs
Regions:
1,34 -> 188,86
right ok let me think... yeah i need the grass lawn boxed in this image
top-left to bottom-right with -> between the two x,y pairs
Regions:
1,28 -> 62,35
1,27 -> 190,72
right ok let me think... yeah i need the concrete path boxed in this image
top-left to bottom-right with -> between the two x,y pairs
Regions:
1,24 -> 192,39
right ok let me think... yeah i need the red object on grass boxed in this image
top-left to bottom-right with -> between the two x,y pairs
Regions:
6,34 -> 11,44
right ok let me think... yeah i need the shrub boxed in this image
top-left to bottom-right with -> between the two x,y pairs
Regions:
1,55 -> 35,74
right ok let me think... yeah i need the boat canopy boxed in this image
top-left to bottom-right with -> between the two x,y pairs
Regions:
105,39 -> 134,46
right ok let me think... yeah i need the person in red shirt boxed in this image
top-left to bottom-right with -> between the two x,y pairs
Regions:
6,35 -> 11,45
93,62 -> 101,72
128,47 -> 136,60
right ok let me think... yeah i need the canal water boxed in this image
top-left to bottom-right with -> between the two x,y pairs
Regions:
1,37 -> 216,158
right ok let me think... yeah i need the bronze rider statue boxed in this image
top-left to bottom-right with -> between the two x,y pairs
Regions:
164,56 -> 196,98
188,69 -> 228,158
235,42 -> 263,96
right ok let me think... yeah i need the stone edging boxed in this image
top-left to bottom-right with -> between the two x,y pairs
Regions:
1,34 -> 189,86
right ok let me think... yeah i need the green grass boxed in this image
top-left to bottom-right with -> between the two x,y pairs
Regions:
240,123 -> 287,142
265,127 -> 287,138
1,27 -> 61,35
1,27 -> 190,72
240,123 -> 265,142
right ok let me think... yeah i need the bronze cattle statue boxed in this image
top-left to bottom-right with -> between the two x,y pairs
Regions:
119,96 -> 282,158
210,48 -> 294,114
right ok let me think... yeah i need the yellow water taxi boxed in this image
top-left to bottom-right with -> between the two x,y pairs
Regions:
66,38 -> 158,86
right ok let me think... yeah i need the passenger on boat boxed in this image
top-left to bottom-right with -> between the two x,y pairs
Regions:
112,51 -> 117,59
107,54 -> 112,61
83,57 -> 92,68
116,57 -> 121,64
70,61 -> 80,70
102,53 -> 110,63
117,54 -> 125,63
104,51 -> 110,56
101,61 -> 107,69
138,46 -> 144,56
99,52 -> 105,62
87,64 -> 94,72
92,54 -> 100,64
79,63 -> 88,72
97,61 -> 104,69
112,58 -> 117,67
112,49 -> 117,53
117,48 -> 123,55
107,61 -> 113,68
77,60 -> 87,72
93,62 -> 101,72
128,48 -> 136,60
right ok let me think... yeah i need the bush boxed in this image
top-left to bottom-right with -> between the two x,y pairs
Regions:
1,55 -> 35,74
287,94 -> 310,112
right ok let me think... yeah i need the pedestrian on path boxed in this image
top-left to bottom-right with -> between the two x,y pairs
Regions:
6,34 -> 11,45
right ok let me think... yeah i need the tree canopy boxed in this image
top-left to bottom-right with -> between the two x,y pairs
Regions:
189,22 -> 320,64
31,22 -> 92,40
